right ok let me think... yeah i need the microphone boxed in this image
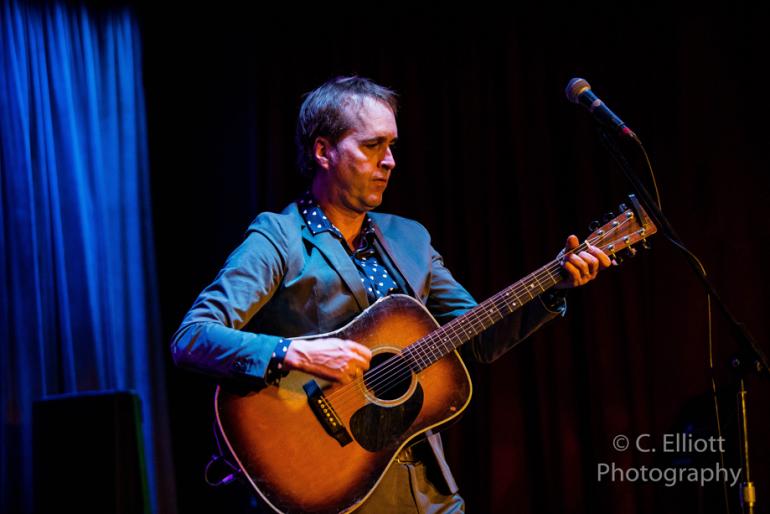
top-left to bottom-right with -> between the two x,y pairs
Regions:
565,78 -> 636,139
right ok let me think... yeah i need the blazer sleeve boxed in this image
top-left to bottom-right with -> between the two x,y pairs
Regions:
169,220 -> 288,387
425,243 -> 566,364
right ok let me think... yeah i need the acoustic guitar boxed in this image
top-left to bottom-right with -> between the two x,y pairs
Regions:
214,195 -> 657,513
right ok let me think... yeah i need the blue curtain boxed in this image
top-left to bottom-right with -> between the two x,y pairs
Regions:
0,2 -> 175,512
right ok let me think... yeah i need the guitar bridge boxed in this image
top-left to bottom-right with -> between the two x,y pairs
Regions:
303,380 -> 352,447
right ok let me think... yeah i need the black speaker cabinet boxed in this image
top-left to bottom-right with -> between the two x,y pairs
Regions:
33,390 -> 149,513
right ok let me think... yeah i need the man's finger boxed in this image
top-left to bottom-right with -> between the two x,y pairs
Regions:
587,242 -> 612,268
578,251 -> 599,275
563,261 -> 582,286
568,253 -> 590,277
347,341 -> 373,361
350,354 -> 371,371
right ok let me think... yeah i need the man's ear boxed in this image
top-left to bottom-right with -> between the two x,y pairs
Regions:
313,137 -> 335,172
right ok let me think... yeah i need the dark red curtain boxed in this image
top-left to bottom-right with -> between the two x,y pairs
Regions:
140,9 -> 770,513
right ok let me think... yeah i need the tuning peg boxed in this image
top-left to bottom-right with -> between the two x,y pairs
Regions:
601,211 -> 615,223
618,202 -> 628,213
588,220 -> 600,231
641,239 -> 651,250
625,245 -> 637,257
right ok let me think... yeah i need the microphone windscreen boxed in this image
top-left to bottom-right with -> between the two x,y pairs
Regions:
565,78 -> 592,104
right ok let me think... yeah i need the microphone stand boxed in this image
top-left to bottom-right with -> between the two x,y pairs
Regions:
596,127 -> 767,514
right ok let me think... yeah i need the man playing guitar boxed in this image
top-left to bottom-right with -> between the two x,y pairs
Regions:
171,76 -> 612,513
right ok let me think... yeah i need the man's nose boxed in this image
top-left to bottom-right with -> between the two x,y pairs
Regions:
381,146 -> 396,171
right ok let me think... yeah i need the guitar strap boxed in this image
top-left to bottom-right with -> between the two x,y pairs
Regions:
371,237 -> 415,299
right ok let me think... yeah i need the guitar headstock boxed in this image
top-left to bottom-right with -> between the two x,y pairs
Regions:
586,194 -> 657,261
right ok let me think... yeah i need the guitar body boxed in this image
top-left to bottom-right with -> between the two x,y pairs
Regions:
215,294 -> 473,514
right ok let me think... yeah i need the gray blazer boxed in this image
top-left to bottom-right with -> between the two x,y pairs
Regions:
171,200 -> 564,493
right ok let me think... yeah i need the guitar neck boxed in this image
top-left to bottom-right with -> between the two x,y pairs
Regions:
399,194 -> 658,373
402,251 -> 571,373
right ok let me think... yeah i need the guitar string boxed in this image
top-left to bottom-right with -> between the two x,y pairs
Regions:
324,216 -> 640,413
324,216 -> 639,415
322,216 -> 642,412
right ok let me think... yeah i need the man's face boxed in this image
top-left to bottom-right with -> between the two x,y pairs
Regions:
321,96 -> 398,213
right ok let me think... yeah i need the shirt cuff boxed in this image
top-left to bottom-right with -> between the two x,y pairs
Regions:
265,338 -> 291,386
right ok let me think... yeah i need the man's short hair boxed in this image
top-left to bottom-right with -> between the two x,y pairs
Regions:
296,76 -> 398,178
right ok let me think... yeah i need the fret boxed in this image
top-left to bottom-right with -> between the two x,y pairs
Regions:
414,343 -> 431,367
403,346 -> 423,371
501,290 -> 515,313
500,297 -> 510,313
522,280 -> 535,300
515,287 -> 526,306
474,318 -> 495,330
439,334 -> 452,352
434,325 -> 460,353
473,307 -> 494,333
440,323 -> 462,348
414,335 -> 448,371
544,266 -> 560,288
480,303 -> 497,326
409,344 -> 428,370
454,318 -> 474,341
532,271 -> 546,293
508,289 -> 522,311
429,337 -> 443,361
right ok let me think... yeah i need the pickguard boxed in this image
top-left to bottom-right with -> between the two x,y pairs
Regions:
349,384 -> 424,452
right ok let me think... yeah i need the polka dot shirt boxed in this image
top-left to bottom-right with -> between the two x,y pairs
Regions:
298,191 -> 402,303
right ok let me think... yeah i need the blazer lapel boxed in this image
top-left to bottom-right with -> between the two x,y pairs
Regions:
369,215 -> 421,300
294,209 -> 370,312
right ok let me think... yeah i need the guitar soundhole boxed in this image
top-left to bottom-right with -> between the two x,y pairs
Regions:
364,352 -> 412,401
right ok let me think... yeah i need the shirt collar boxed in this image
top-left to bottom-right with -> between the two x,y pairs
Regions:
297,190 -> 377,241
